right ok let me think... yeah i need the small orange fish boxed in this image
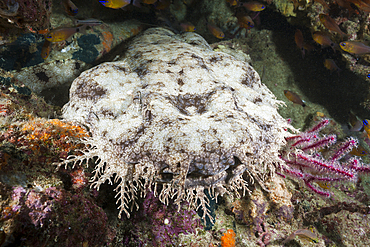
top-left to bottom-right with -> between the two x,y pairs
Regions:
141,0 -> 157,4
316,181 -> 331,190
180,22 -> 196,32
236,13 -> 254,29
319,14 -> 347,38
350,145 -> 368,156
45,26 -> 86,42
207,23 -> 225,39
62,0 -> 78,16
37,28 -> 49,35
41,40 -> 51,59
284,90 -> 306,107
312,31 -> 335,52
155,0 -> 171,9
348,0 -> 370,12
336,0 -> 357,15
226,0 -> 239,6
243,1 -> 266,11
295,29 -> 305,58
99,0 -> 130,9
324,59 -> 340,73
340,41 -> 370,55
303,42 -> 315,54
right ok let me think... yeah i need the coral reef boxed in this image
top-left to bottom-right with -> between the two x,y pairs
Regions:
2,0 -> 370,246
222,174 -> 292,246
0,73 -> 57,126
0,114 -> 112,246
0,75 -> 112,245
7,186 -> 109,247
59,27 -> 295,223
0,0 -> 52,32
121,190 -> 202,246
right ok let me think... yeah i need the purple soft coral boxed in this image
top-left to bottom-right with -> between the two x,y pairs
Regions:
279,118 -> 370,196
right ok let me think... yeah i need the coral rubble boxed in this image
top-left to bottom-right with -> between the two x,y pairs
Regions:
60,27 -> 295,222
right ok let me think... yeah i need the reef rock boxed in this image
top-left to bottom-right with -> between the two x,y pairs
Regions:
60,27 -> 294,222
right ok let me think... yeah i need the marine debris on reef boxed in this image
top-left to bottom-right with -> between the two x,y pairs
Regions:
58,27 -> 296,223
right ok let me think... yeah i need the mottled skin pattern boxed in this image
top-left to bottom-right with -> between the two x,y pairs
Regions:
60,28 -> 294,222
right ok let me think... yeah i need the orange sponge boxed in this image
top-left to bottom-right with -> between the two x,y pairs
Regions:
221,229 -> 236,247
